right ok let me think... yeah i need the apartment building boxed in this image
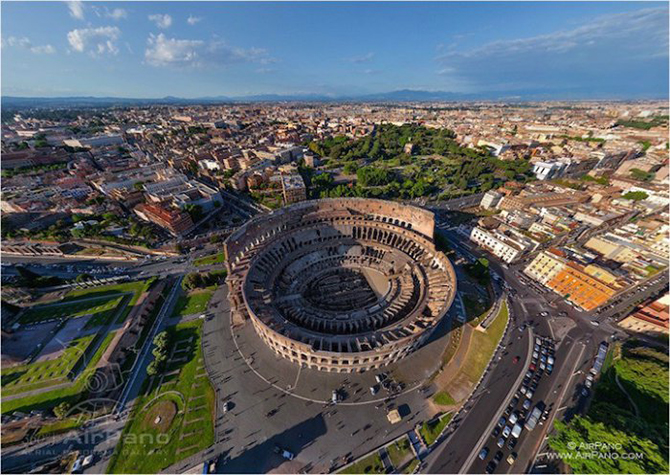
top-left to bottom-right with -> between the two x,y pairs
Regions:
618,294 -> 669,336
469,226 -> 533,263
134,203 -> 194,236
524,250 -> 566,285
547,263 -> 618,311
281,174 -> 307,204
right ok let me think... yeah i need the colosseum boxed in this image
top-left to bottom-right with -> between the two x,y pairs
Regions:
224,198 -> 457,373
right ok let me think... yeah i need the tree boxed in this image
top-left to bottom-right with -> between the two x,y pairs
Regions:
53,402 -> 71,419
622,191 -> 649,201
153,331 -> 169,350
183,272 -> 205,290
146,360 -> 159,377
630,168 -> 654,182
76,273 -> 93,283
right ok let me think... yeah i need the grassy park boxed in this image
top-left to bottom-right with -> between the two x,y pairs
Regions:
386,437 -> 414,469
108,320 -> 215,473
339,451 -> 385,474
1,331 -> 116,415
1,334 -> 95,396
419,412 -> 453,446
461,301 -> 508,383
18,294 -> 126,326
65,278 -> 155,323
193,251 -> 225,267
172,287 -> 215,318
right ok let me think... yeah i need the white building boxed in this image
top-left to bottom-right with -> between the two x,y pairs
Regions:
469,226 -> 535,263
480,190 -> 502,209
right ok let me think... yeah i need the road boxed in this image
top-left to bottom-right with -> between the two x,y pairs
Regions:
422,226 -> 622,474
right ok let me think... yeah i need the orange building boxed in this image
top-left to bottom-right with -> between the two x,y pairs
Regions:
547,263 -> 618,311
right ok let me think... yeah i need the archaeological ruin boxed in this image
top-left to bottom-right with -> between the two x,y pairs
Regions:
224,198 -> 457,373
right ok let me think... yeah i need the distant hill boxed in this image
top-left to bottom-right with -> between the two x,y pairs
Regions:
2,88 -> 666,109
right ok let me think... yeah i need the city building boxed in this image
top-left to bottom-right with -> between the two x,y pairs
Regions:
280,173 -> 307,204
134,203 -> 194,236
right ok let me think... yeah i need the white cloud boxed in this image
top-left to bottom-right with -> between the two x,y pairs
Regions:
435,7 -> 669,94
187,15 -> 202,26
3,37 -> 56,54
346,52 -> 374,64
149,14 -> 172,29
144,33 -> 273,68
30,44 -> 56,54
67,26 -> 121,56
6,36 -> 31,48
92,6 -> 127,20
67,1 -> 85,20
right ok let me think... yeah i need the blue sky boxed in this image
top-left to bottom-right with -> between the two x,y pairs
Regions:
2,1 -> 668,98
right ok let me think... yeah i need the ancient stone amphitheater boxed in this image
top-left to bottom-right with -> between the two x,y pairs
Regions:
224,198 -> 457,373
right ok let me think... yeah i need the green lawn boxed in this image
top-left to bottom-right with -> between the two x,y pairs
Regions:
172,288 -> 214,317
19,295 -> 125,326
461,301 -> 508,383
1,335 -> 96,396
193,252 -> 225,267
108,320 -> 215,473
386,437 -> 413,468
1,331 -> 116,414
35,417 -> 81,437
419,412 -> 453,446
65,278 -> 155,324
402,459 -> 420,474
433,391 -> 456,406
339,452 -> 385,474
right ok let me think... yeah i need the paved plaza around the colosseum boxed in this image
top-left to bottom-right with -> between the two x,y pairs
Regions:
203,198 -> 461,472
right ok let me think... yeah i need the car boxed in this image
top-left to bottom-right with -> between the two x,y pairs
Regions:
512,356 -> 520,364
582,387 -> 590,397
478,447 -> 489,460
496,437 -> 505,448
508,437 -> 518,450
494,451 -> 504,462
525,389 -> 534,399
492,426 -> 501,438
539,362 -> 546,371
507,452 -> 518,465
525,370 -> 533,379
504,404 -> 514,416
532,351 -> 539,359
546,364 -> 553,374
497,416 -> 506,427
519,386 -> 527,396
529,363 -> 536,372
222,401 -> 232,413
508,412 -> 518,425
502,425 -> 512,438
485,461 -> 497,474
522,399 -> 532,411
585,379 -> 592,388
511,396 -> 519,406
591,320 -> 600,326
82,455 -> 94,468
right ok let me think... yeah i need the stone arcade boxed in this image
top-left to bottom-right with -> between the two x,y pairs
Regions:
224,198 -> 457,373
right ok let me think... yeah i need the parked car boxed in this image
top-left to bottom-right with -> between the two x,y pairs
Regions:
479,447 -> 489,460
